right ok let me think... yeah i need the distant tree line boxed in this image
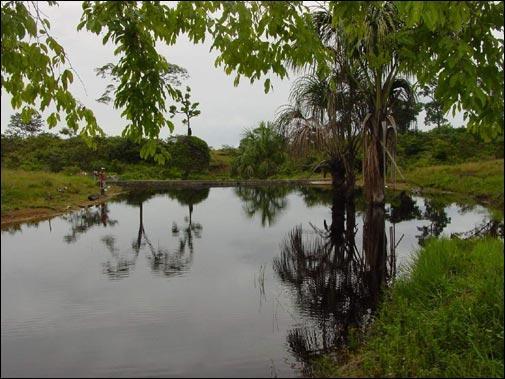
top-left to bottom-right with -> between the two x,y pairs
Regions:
230,121 -> 503,179
0,132 -> 210,179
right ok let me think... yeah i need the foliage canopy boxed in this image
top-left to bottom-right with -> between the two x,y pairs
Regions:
1,1 -> 503,163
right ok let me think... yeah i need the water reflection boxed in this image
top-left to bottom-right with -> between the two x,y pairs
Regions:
296,186 -> 334,207
416,198 -> 451,245
62,203 -> 118,243
124,189 -> 210,279
2,219 -> 42,235
167,188 -> 208,256
387,191 -> 422,223
102,234 -> 136,280
274,189 -> 395,374
95,188 -> 210,280
1,186 -> 500,378
234,186 -> 291,227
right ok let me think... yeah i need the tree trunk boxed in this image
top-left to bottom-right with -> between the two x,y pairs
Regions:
362,203 -> 387,307
330,158 -> 346,193
136,202 -> 144,251
330,184 -> 346,247
345,166 -> 356,201
363,120 -> 385,204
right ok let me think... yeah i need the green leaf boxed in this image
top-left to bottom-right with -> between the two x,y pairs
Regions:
263,78 -> 271,93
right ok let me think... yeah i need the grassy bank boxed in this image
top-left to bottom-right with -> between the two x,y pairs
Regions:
398,159 -> 504,210
1,169 -> 121,225
314,237 -> 504,378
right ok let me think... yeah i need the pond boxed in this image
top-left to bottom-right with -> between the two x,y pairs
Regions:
0,186 -> 497,377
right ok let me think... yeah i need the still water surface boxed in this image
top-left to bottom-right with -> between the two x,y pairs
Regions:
1,186 -> 494,377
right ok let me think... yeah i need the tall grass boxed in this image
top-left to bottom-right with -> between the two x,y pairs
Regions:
1,169 -> 99,213
315,237 -> 504,378
403,159 -> 504,210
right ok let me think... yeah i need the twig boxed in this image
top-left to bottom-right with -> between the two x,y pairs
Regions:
31,1 -> 88,96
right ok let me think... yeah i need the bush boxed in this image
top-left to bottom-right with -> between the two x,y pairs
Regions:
168,135 -> 210,178
432,139 -> 452,162
396,127 -> 502,168
232,122 -> 286,179
62,166 -> 81,175
327,238 -> 505,378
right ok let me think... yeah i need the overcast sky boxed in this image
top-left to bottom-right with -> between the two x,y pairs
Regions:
0,1 -> 465,148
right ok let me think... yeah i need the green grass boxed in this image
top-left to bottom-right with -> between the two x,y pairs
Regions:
1,169 -> 102,213
402,159 -> 504,210
313,237 -> 504,378
209,149 -> 235,173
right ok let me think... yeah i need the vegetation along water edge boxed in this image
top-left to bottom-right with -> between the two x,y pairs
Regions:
311,237 -> 504,378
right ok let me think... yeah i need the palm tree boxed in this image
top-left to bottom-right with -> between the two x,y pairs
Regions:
275,71 -> 366,196
232,121 -> 286,179
342,2 -> 416,204
278,3 -> 417,203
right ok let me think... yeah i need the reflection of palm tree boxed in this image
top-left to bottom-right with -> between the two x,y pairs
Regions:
62,203 -> 118,243
124,190 -> 156,254
172,203 -> 203,255
273,188 -> 394,374
234,186 -> 291,227
168,188 -> 208,258
124,189 -> 202,278
133,198 -> 192,278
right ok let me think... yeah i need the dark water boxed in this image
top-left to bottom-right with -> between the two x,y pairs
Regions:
1,186 -> 497,377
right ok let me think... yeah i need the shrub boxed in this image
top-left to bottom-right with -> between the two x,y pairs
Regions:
168,135 -> 210,178
62,166 -> 81,175
432,140 -> 452,162
232,121 -> 286,179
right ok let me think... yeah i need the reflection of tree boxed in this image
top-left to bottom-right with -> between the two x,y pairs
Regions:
124,190 -> 157,254
130,196 -> 186,278
101,234 -> 136,280
416,198 -> 451,245
126,189 -> 201,278
234,186 -> 291,227
62,203 -> 118,243
387,191 -> 421,223
96,188 -> 209,280
452,218 -> 505,239
166,187 -> 210,207
273,189 -> 394,374
3,223 -> 22,235
297,186 -> 333,207
167,188 -> 208,257
2,219 -> 46,235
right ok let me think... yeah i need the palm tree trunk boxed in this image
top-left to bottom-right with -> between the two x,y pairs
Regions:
362,203 -> 387,307
363,119 -> 385,204
330,158 -> 346,193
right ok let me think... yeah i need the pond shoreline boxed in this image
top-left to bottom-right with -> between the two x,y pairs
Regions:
111,178 -> 501,211
0,190 -> 126,228
1,179 -> 330,227
109,178 -> 333,189
312,237 -> 504,378
2,176 -> 499,228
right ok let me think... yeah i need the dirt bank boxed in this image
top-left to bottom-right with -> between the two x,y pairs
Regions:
1,190 -> 125,228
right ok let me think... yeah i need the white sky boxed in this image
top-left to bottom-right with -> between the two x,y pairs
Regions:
0,1 -> 465,148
